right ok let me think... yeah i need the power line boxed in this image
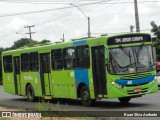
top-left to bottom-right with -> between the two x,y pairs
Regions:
0,0 -> 160,4
0,0 -> 115,37
89,0 -> 120,17
0,0 -> 108,4
16,32 -> 28,38
0,1 -> 108,18
0,0 -> 156,41
0,0 -> 158,18
31,0 -> 147,38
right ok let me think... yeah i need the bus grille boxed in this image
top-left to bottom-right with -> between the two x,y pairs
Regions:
127,88 -> 148,95
120,73 -> 152,80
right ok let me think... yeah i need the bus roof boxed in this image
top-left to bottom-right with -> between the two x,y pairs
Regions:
2,32 -> 150,55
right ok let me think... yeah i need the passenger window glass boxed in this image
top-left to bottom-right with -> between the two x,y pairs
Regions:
21,53 -> 29,72
3,55 -> 13,72
30,52 -> 39,71
51,49 -> 63,70
76,45 -> 90,68
63,48 -> 75,69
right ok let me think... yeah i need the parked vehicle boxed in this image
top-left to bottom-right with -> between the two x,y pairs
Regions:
155,62 -> 160,72
157,72 -> 160,86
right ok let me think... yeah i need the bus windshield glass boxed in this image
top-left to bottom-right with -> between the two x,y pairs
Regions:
108,45 -> 155,74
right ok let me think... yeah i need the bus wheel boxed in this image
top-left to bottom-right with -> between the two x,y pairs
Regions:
80,86 -> 94,106
26,84 -> 36,102
118,97 -> 131,103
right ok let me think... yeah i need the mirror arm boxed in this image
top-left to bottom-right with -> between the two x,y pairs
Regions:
104,45 -> 109,63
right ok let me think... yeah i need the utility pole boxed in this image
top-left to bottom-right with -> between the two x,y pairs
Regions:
60,33 -> 65,42
70,3 -> 91,37
134,0 -> 140,32
130,25 -> 134,32
24,25 -> 36,41
88,17 -> 91,37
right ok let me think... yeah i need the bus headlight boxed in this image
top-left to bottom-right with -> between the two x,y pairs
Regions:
110,81 -> 122,88
154,76 -> 157,80
150,79 -> 157,85
111,81 -> 115,85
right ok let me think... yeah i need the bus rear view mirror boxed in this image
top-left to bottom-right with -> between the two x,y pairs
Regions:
104,45 -> 109,63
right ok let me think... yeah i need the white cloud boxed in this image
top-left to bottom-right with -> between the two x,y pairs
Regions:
73,30 -> 81,36
5,18 -> 29,32
109,15 -> 125,28
102,15 -> 130,33
124,4 -> 134,15
70,7 -> 87,19
0,1 -> 160,48
138,4 -> 154,15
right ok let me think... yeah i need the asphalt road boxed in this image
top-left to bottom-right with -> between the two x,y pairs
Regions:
0,85 -> 160,118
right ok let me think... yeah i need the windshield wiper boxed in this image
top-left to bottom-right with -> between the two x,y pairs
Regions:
129,49 -> 132,65
134,43 -> 144,65
119,45 -> 133,66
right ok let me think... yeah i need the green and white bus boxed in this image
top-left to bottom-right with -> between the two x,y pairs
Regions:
2,33 -> 158,106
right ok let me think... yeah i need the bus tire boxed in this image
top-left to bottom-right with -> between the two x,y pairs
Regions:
118,97 -> 131,103
80,85 -> 94,106
26,84 -> 36,102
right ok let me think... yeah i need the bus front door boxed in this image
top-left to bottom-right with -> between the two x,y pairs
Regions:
13,56 -> 21,95
40,53 -> 52,96
91,46 -> 107,98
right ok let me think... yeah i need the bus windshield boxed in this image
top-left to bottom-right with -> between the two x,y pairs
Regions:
108,45 -> 155,74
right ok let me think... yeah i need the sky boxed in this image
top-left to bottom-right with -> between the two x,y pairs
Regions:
0,0 -> 160,48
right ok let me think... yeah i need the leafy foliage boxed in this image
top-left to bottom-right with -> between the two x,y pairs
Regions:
151,21 -> 160,42
151,21 -> 160,60
11,38 -> 31,50
40,39 -> 51,44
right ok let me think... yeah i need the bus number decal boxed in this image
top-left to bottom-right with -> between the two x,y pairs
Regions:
70,72 -> 74,77
24,75 -> 33,81
127,81 -> 132,85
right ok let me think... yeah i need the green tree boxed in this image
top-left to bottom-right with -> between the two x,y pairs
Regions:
151,21 -> 160,60
26,40 -> 39,47
40,39 -> 51,44
11,38 -> 31,49
151,21 -> 160,42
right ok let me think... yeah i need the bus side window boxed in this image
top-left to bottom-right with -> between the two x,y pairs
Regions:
63,47 -> 75,69
3,55 -> 13,73
51,49 -> 63,70
76,45 -> 90,68
30,52 -> 39,71
21,53 -> 29,72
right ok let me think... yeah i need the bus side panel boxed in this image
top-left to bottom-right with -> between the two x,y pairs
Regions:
64,70 -> 76,99
3,73 -> 15,94
74,69 -> 95,98
52,71 -> 64,98
68,85 -> 77,98
51,70 -> 77,99
20,72 -> 42,97
88,68 -> 95,99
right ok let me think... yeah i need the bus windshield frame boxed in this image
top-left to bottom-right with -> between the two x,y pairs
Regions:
107,45 -> 155,75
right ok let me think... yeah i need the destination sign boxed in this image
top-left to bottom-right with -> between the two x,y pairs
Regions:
107,34 -> 151,45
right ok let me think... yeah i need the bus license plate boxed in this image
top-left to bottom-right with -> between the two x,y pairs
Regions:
134,88 -> 142,93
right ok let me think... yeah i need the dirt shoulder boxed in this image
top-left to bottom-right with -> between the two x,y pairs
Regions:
0,106 -> 19,111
